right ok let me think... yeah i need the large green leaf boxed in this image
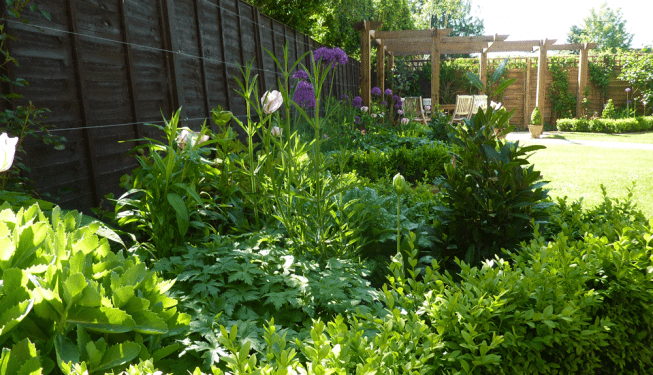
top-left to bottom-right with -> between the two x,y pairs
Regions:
166,193 -> 189,237
0,298 -> 33,342
90,342 -> 140,374
54,334 -> 79,371
0,338 -> 42,375
66,306 -> 135,334
63,273 -> 87,305
131,310 -> 168,335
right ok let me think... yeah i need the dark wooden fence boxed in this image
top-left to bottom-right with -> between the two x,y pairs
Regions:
1,0 -> 361,211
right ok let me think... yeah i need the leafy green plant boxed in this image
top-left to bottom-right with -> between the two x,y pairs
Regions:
153,231 -> 380,369
548,61 -> 576,122
530,107 -> 543,125
466,58 -> 516,108
116,110 -> 239,258
602,98 -> 617,119
0,202 -> 189,374
557,115 -> 653,133
432,107 -> 551,268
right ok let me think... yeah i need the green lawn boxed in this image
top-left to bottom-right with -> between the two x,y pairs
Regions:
543,131 -> 653,144
527,144 -> 653,218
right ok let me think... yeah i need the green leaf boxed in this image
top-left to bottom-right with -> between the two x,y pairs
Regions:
130,310 -> 168,335
0,297 -> 33,340
466,72 -> 485,91
90,342 -> 140,373
152,344 -> 180,362
0,338 -> 41,375
63,272 -> 88,305
66,306 -> 136,333
166,193 -> 189,237
54,334 -> 80,370
491,58 -> 510,83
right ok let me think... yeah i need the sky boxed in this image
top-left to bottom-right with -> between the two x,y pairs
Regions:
471,0 -> 651,53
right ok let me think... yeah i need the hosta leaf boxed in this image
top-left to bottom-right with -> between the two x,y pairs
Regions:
131,310 -> 168,334
90,342 -> 140,374
66,306 -> 135,333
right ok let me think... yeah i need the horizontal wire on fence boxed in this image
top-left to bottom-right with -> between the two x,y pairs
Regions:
0,17 -> 359,91
38,115 -> 251,133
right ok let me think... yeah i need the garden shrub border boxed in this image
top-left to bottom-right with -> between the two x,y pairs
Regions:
557,115 -> 653,133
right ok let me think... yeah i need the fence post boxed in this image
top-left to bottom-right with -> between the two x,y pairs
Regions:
66,0 -> 100,207
524,57 -> 532,127
431,28 -> 440,108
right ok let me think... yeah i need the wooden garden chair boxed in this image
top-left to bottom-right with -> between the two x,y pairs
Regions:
468,95 -> 488,119
404,97 -> 428,124
451,95 -> 474,123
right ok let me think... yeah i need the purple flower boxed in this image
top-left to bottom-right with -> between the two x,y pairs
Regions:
394,99 -> 403,109
393,95 -> 400,102
381,100 -> 387,106
627,100 -> 631,104
626,87 -> 631,92
354,116 -> 361,124
351,96 -> 363,108
340,94 -> 349,102
293,81 -> 315,108
313,47 -> 348,67
384,88 -> 392,96
293,70 -> 309,80
371,87 -> 382,96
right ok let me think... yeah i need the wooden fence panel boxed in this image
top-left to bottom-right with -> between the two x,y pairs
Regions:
1,0 -> 360,211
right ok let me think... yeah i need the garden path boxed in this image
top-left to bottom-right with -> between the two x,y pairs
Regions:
506,132 -> 653,151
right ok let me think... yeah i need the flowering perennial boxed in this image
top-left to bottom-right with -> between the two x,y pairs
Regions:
261,90 -> 283,114
177,128 -> 209,149
271,126 -> 282,137
384,88 -> 392,96
313,47 -> 348,66
371,87 -> 382,96
293,81 -> 316,108
351,96 -> 363,108
1,132 -> 18,172
293,70 -> 310,80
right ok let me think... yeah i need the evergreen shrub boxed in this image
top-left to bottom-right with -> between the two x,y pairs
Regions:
557,116 -> 653,133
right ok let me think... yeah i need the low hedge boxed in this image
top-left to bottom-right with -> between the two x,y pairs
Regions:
333,142 -> 451,183
557,116 -> 653,133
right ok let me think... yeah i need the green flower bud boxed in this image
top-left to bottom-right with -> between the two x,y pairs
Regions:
393,173 -> 407,196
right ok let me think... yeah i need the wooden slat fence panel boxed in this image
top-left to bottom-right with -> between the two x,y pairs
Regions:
1,0 -> 360,211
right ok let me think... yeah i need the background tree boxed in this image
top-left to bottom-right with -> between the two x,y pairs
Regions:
566,2 -> 634,52
246,0 -> 328,35
409,0 -> 483,36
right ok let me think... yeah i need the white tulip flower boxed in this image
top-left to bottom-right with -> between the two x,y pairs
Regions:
261,90 -> 283,114
0,133 -> 19,172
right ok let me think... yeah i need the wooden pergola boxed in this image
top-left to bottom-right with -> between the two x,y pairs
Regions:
354,20 -> 597,118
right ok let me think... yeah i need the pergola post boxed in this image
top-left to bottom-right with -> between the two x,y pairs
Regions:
387,52 -> 394,90
535,40 -> 548,119
524,57 -> 532,127
376,41 -> 385,94
359,21 -> 371,106
576,43 -> 589,117
480,51 -> 487,87
430,28 -> 440,110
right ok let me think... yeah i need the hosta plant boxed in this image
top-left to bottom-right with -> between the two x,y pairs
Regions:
0,202 -> 189,374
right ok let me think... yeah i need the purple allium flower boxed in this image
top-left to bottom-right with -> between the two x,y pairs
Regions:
627,100 -> 631,104
313,47 -> 348,67
293,70 -> 309,80
385,88 -> 392,96
381,100 -> 387,106
293,81 -> 315,108
351,96 -> 363,108
626,87 -> 631,92
354,116 -> 361,124
394,99 -> 403,109
340,94 -> 349,102
371,87 -> 382,96
393,95 -> 400,102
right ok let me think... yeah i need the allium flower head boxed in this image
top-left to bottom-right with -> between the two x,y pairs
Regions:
351,96 -> 363,108
393,95 -> 400,102
385,88 -> 392,96
313,47 -> 348,67
381,100 -> 387,106
293,81 -> 316,108
293,70 -> 310,80
395,99 -> 403,109
371,87 -> 382,96
340,94 -> 349,102
354,116 -> 361,124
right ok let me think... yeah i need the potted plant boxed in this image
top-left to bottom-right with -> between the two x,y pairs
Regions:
528,107 -> 543,138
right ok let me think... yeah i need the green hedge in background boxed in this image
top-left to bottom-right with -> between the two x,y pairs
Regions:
557,116 -> 653,133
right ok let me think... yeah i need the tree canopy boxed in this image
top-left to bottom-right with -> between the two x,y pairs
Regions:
409,0 -> 483,36
567,3 -> 634,52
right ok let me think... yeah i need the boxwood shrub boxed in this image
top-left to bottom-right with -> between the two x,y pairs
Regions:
333,142 -> 451,184
557,115 -> 653,133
